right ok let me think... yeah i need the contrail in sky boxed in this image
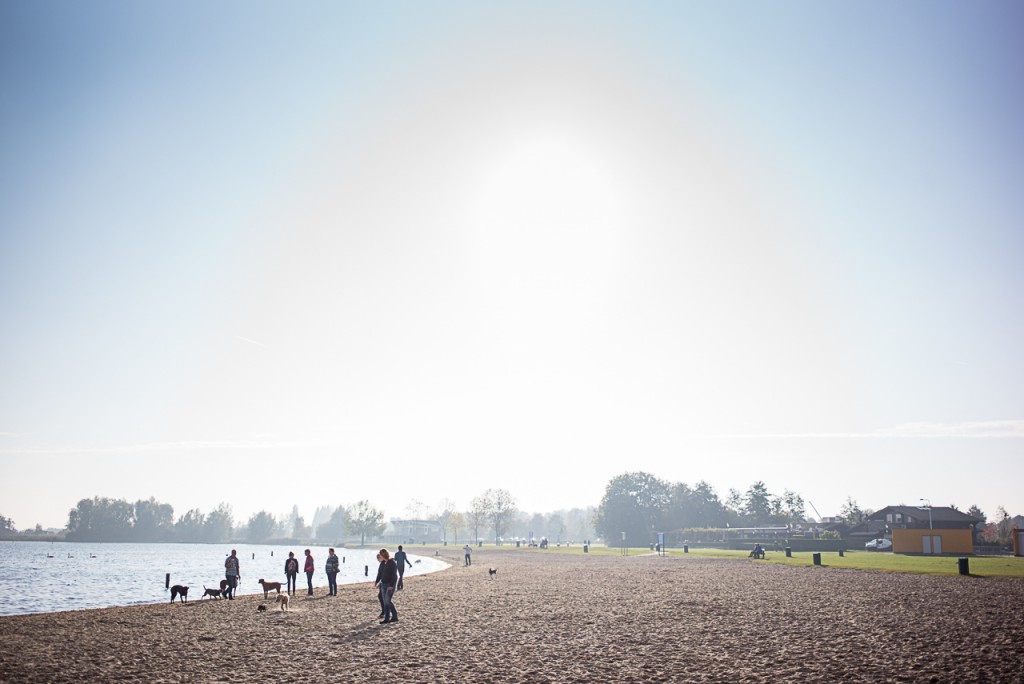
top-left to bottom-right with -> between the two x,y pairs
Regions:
236,335 -> 269,349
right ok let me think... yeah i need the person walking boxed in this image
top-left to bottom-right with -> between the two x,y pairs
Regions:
224,549 -> 241,599
375,548 -> 398,624
303,548 -> 315,596
325,548 -> 340,596
284,551 -> 299,596
463,544 -> 472,567
374,551 -> 386,618
394,545 -> 413,590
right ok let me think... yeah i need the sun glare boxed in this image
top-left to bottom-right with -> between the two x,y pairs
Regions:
470,131 -> 625,311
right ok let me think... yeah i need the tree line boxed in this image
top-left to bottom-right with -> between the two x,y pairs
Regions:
593,471 -> 1006,548
595,471 -> 811,546
3,488 -> 595,544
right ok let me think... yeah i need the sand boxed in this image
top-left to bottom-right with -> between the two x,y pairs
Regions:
1,548 -> 1022,683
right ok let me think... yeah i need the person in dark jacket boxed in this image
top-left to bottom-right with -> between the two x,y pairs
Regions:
394,545 -> 413,590
325,548 -> 340,596
373,552 -> 386,619
374,548 -> 398,624
284,551 -> 299,596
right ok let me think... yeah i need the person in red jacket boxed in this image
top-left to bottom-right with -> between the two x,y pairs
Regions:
303,548 -> 315,596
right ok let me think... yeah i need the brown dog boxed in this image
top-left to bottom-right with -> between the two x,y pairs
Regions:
202,585 -> 224,600
258,578 -> 283,598
275,593 -> 289,611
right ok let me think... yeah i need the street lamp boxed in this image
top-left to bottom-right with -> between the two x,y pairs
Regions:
919,498 -> 933,529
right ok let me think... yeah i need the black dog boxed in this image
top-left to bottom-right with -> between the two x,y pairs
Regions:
257,604 -> 267,612
170,585 -> 189,603
488,568 -> 497,577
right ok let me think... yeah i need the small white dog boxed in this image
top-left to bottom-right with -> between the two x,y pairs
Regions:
275,593 -> 290,611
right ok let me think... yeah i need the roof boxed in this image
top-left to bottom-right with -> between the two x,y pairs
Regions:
845,520 -> 887,537
867,506 -> 983,526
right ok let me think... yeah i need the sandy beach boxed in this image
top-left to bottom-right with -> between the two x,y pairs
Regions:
1,548 -> 1022,683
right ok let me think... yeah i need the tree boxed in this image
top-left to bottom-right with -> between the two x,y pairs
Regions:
743,481 -> 772,525
726,489 -> 744,518
967,505 -> 985,523
247,511 -> 277,542
840,497 -> 866,525
133,497 -> 175,541
175,508 -> 206,541
781,490 -> 805,524
548,513 -> 566,543
995,506 -> 1012,545
483,488 -> 516,544
691,481 -> 726,528
0,514 -> 15,534
66,497 -> 135,541
434,498 -> 457,544
468,496 -> 492,543
316,506 -> 347,541
447,511 -> 465,543
403,499 -> 428,519
664,482 -> 695,532
346,500 -> 385,546
528,513 -> 546,541
203,503 -> 234,543
595,472 -> 671,547
292,514 -> 311,539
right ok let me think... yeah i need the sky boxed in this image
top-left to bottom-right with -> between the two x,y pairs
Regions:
2,1 -> 1022,531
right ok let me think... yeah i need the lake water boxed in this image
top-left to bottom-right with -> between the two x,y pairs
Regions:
0,541 -> 448,616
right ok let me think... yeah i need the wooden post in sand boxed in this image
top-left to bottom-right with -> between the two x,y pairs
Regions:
165,573 -> 170,588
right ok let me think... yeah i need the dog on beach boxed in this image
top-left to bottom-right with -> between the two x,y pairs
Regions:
170,585 -> 189,603
275,593 -> 289,611
202,585 -> 224,600
258,578 -> 283,598
219,579 -> 230,595
488,568 -> 498,578
257,604 -> 267,612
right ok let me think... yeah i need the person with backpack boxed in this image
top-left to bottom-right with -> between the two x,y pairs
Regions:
224,549 -> 240,599
303,548 -> 315,596
284,551 -> 299,596
325,548 -> 340,596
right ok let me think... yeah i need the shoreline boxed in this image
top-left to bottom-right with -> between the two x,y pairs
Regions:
2,548 -> 1022,682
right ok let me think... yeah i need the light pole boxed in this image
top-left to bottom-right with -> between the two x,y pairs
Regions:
919,498 -> 933,529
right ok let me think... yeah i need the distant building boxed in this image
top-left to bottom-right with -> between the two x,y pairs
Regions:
386,519 -> 443,544
867,506 -> 982,555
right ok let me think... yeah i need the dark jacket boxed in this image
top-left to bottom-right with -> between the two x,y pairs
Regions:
377,559 -> 398,588
284,558 -> 299,575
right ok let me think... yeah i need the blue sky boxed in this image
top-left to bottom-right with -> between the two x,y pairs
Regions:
2,2 -> 1022,529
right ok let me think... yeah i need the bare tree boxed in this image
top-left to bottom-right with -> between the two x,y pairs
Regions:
346,500 -> 385,546
468,496 -> 491,543
484,488 -> 516,545
447,511 -> 465,543
435,498 -> 457,544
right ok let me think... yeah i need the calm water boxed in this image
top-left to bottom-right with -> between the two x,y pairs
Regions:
0,541 -> 448,616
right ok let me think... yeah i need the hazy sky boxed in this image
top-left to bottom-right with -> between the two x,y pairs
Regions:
2,2 -> 1022,530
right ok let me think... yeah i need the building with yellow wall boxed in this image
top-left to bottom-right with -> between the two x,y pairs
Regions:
867,506 -> 982,555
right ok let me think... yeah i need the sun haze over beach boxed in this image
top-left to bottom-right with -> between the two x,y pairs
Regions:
1,2 -> 1022,529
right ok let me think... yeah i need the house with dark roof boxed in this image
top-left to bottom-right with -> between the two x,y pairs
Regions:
867,506 -> 982,555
